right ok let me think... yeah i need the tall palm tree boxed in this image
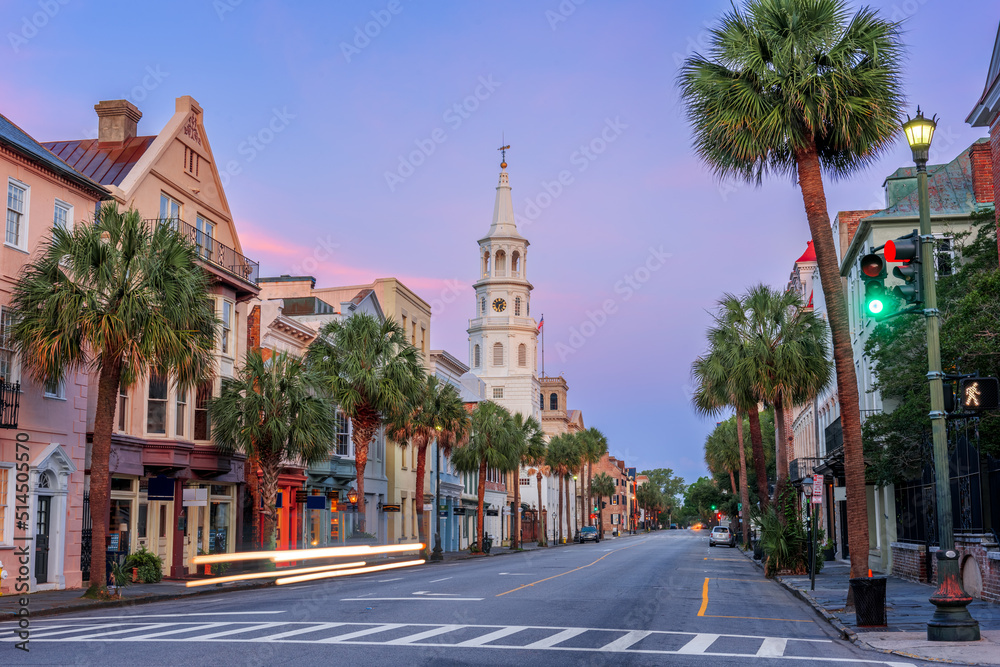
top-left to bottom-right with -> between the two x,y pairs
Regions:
579,427 -> 608,527
10,204 -> 216,594
678,0 -> 903,579
563,434 -> 584,539
704,419 -> 741,496
307,313 -> 424,534
529,458 -> 552,546
545,432 -> 577,544
387,376 -> 469,555
591,472 -> 615,539
452,401 -> 517,551
209,350 -> 336,548
509,413 -> 545,550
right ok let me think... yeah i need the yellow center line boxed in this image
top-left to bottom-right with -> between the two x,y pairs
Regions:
698,577 -> 709,616
495,539 -> 647,597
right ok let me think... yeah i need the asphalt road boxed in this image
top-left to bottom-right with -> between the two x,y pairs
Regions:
3,530 -> 931,666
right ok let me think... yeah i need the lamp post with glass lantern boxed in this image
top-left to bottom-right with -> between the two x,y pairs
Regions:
903,107 -> 980,641
431,424 -> 444,561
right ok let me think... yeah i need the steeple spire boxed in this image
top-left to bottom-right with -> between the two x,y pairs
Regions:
487,143 -> 522,238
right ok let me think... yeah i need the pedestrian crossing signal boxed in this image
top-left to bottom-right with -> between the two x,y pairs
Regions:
959,377 -> 999,411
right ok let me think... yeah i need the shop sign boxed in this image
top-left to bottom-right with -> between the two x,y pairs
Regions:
438,510 -> 449,517
306,496 -> 326,510
453,507 -> 467,516
423,503 -> 433,511
148,475 -> 174,500
486,509 -> 499,516
295,489 -> 308,504
182,488 -> 207,507
382,504 -> 401,513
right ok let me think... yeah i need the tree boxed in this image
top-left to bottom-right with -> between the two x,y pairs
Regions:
10,205 -> 216,594
307,313 -> 424,534
509,413 -> 545,550
452,401 -> 517,551
683,476 -> 726,526
678,0 -> 904,579
209,350 -> 336,548
527,454 -> 551,546
546,432 -> 582,543
640,468 -> 686,524
579,427 -> 608,527
386,376 -> 469,555
591,472 -> 615,538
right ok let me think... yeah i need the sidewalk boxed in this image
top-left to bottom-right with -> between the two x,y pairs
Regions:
741,548 -> 1000,665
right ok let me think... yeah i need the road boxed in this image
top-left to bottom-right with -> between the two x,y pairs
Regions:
4,530 -> 929,666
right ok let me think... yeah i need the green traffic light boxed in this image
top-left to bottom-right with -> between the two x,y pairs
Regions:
868,299 -> 884,315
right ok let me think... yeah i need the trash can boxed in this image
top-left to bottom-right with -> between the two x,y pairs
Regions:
850,576 -> 887,627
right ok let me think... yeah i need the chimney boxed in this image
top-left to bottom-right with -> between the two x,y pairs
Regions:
94,100 -> 142,144
969,140 -> 993,204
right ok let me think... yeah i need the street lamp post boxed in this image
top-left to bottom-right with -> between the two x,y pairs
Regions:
431,424 -> 444,562
903,107 -> 980,642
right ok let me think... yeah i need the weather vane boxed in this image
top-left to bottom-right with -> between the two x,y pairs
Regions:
498,135 -> 510,169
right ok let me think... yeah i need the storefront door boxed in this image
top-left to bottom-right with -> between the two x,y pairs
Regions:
148,501 -> 174,574
34,496 -> 51,584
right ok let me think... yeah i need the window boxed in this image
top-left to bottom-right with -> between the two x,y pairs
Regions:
43,377 -> 64,399
0,467 -> 8,544
401,315 -> 407,333
482,251 -> 490,277
481,297 -> 486,315
514,297 -> 521,316
53,200 -> 71,230
220,300 -> 232,355
550,392 -> 558,411
539,393 -> 544,411
520,477 -> 531,486
335,410 -> 351,457
0,306 -> 18,383
117,379 -> 129,431
495,250 -> 506,276
411,322 -> 416,346
493,342 -> 503,366
195,215 -> 215,261
512,251 -> 520,275
518,344 -> 527,367
6,180 -> 27,247
184,146 -> 200,177
935,237 -> 954,276
612,495 -> 618,505
194,381 -> 212,440
473,344 -> 481,368
176,386 -> 187,437
493,387 -> 504,399
147,373 -> 168,434
159,193 -> 181,222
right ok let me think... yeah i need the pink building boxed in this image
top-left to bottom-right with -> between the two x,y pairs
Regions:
0,113 -> 109,593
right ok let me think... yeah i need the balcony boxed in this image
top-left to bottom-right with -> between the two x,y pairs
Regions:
148,218 -> 259,286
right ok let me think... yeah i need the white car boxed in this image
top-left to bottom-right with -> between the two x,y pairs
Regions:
709,525 -> 735,548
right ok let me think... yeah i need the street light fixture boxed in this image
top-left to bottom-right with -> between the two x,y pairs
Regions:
346,488 -> 358,505
904,107 -> 979,642
431,424 -> 444,562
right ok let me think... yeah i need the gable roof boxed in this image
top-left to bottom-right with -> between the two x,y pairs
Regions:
0,113 -> 109,198
42,136 -> 156,187
968,22 -> 1000,127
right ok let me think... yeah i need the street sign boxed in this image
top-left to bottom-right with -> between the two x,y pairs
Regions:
812,475 -> 824,504
382,504 -> 401,513
423,503 -> 434,511
453,507 -> 467,515
438,510 -> 448,517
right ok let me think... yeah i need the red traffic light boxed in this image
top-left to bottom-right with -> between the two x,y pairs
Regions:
885,235 -> 920,262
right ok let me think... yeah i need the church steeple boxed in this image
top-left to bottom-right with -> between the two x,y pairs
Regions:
486,146 -> 523,239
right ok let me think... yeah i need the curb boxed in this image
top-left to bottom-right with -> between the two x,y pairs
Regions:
1,580 -> 277,620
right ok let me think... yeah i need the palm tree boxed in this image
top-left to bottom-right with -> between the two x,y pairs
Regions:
579,427 -> 608,527
306,313 -> 424,534
591,472 -> 615,539
452,401 -> 517,551
387,376 -> 469,555
509,413 -> 545,550
678,0 -> 903,579
528,458 -> 551,546
545,433 -> 576,544
10,205 -> 216,594
209,350 -> 336,548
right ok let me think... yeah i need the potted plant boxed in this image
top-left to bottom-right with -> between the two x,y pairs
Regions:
124,546 -> 164,584
823,539 -> 836,561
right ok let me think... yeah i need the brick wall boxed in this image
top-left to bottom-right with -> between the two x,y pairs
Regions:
890,542 -> 928,583
969,140 -> 994,204
835,209 -> 880,262
247,304 -> 260,351
990,126 -> 1000,261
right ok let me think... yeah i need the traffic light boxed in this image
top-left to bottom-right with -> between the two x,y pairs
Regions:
860,252 -> 892,319
959,377 -> 1000,411
886,231 -> 922,305
601,501 -> 607,509
710,505 -> 716,511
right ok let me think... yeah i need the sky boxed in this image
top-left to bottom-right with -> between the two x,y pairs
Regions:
3,0 -> 997,486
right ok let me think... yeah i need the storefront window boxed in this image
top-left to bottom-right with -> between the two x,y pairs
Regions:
194,382 -> 212,440
330,512 -> 340,543
209,501 -> 229,554
137,503 -> 147,539
110,499 -> 132,550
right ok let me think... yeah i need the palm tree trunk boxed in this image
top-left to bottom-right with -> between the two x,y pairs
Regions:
536,472 -> 545,546
736,411 -> 751,547
87,361 -> 121,594
415,442 -> 427,555
557,475 -> 564,544
477,460 -> 487,551
728,469 -> 737,495
260,450 -> 281,549
748,406 -> 769,510
795,139 -> 869,580
587,462 -> 594,526
565,475 -> 572,540
352,418 -> 378,535
774,391 -> 789,488
512,468 -> 521,550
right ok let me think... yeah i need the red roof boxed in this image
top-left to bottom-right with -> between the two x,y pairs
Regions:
795,241 -> 816,263
41,136 -> 155,187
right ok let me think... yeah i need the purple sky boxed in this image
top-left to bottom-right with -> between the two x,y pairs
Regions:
4,0 -> 997,485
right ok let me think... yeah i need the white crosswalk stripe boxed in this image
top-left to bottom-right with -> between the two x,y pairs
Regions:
22,620 -> 916,664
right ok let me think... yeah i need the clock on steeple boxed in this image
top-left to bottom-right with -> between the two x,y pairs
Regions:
492,298 -> 506,313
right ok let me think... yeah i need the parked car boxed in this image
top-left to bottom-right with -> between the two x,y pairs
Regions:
670,523 -> 678,530
578,526 -> 600,543
709,525 -> 735,548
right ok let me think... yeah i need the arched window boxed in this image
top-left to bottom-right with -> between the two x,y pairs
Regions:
493,342 -> 504,366
539,393 -> 544,411
481,297 -> 486,315
549,393 -> 558,411
482,251 -> 490,277
514,296 -> 521,316
518,343 -> 527,367
511,251 -> 521,275
495,250 -> 506,277
473,344 -> 481,368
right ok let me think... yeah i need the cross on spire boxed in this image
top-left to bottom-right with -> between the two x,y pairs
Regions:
498,137 -> 510,168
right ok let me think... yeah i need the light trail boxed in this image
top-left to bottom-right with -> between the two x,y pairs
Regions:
191,543 -> 424,565
276,559 -> 425,585
184,561 -> 367,587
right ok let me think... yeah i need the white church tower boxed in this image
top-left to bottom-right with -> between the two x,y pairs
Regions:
468,152 -> 541,421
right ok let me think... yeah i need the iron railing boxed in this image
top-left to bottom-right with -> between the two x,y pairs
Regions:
147,218 -> 259,286
0,380 -> 20,428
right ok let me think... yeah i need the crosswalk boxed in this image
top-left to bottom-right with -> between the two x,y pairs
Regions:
19,620 -> 916,664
